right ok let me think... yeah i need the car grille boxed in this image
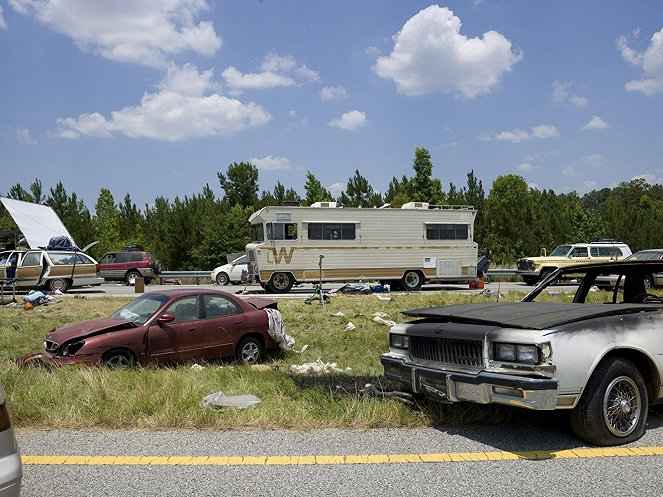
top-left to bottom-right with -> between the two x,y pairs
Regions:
409,337 -> 483,367
44,340 -> 59,352
517,260 -> 534,271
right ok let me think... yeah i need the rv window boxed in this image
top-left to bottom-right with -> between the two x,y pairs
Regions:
266,222 -> 298,241
426,224 -> 469,240
308,223 -> 356,240
251,224 -> 265,242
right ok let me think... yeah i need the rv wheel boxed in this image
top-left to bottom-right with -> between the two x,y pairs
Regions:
401,270 -> 423,291
269,272 -> 294,293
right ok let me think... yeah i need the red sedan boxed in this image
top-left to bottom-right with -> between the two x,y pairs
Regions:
26,289 -> 278,367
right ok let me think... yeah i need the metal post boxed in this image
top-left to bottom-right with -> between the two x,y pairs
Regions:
319,255 -> 324,307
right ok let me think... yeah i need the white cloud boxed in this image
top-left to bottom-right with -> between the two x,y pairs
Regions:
618,28 -> 663,95
328,182 -> 345,197
487,124 -> 558,143
0,5 -> 7,29
563,165 -> 575,177
250,155 -> 292,171
328,110 -> 367,131
320,86 -> 349,101
9,0 -> 221,68
223,51 -> 319,92
582,153 -> 603,166
582,115 -> 609,130
373,5 -> 522,98
54,64 -> 272,140
581,180 -> 597,191
517,162 -> 535,172
551,81 -> 587,107
16,127 -> 36,144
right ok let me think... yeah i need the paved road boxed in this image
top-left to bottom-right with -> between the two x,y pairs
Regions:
68,280 -> 573,299
16,415 -> 663,497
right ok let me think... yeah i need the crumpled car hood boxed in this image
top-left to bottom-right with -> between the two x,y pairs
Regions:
403,302 -> 663,330
46,317 -> 137,343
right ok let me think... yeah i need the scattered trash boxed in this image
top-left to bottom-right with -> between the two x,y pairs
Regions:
376,295 -> 394,301
362,383 -> 415,406
298,344 -> 309,354
53,289 -> 63,295
589,285 -> 599,292
344,322 -> 356,331
163,279 -> 182,285
328,283 -> 372,295
201,391 -> 261,410
479,289 -> 503,299
265,308 -> 295,350
250,364 -> 271,371
289,359 -> 351,374
190,364 -> 205,371
331,311 -> 345,317
12,323 -> 20,331
74,294 -> 86,299
23,302 -> 33,310
372,316 -> 397,327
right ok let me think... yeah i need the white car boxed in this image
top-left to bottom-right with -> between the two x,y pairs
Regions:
0,383 -> 21,497
211,254 -> 249,285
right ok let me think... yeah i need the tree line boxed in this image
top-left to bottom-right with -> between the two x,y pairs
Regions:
2,147 -> 662,268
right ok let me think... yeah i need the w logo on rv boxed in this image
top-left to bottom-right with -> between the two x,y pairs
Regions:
269,247 -> 295,264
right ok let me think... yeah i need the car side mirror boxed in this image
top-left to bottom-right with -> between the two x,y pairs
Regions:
157,314 -> 175,325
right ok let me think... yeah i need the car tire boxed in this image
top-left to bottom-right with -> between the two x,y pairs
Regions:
644,275 -> 654,290
538,268 -> 554,282
235,336 -> 263,364
570,357 -> 648,446
48,278 -> 70,292
102,349 -> 136,369
269,272 -> 294,293
522,276 -> 538,285
400,270 -> 423,291
216,272 -> 230,286
125,270 -> 141,286
152,260 -> 164,275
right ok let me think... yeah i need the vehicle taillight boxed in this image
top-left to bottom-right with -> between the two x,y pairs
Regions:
0,402 -> 11,431
96,263 -> 100,275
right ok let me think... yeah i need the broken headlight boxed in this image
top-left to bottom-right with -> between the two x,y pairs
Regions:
494,343 -> 539,364
61,341 -> 85,356
389,334 -> 409,350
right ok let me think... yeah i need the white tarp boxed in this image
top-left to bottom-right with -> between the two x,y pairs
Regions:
0,197 -> 75,249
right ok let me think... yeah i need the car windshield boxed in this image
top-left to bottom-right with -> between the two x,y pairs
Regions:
627,251 -> 663,261
550,245 -> 572,257
112,293 -> 170,325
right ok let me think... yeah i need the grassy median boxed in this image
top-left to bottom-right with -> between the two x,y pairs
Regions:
0,288 -> 608,430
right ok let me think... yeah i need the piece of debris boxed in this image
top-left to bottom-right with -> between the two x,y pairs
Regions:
298,344 -> 309,354
190,364 -> 205,371
289,359 -> 351,374
376,295 -> 394,301
372,316 -> 396,327
265,308 -> 295,350
330,311 -> 345,317
250,364 -> 271,371
361,383 -> 415,405
201,391 -> 261,410
12,323 -> 21,331
344,322 -> 356,331
328,283 -> 372,295
163,279 -> 181,285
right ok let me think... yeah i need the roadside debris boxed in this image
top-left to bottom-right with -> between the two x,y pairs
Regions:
190,364 -> 205,371
201,391 -> 261,410
362,383 -> 415,406
289,359 -> 351,374
344,322 -> 356,331
376,295 -> 394,301
328,283 -> 372,295
265,308 -> 295,350
330,311 -> 345,317
250,364 -> 271,371
372,313 -> 396,327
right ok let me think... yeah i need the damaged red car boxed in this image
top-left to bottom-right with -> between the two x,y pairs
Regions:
23,289 -> 279,367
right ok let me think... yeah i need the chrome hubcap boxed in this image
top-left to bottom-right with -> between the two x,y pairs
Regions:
603,376 -> 640,437
241,343 -> 259,362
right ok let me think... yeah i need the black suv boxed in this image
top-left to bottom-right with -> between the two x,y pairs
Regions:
98,249 -> 163,285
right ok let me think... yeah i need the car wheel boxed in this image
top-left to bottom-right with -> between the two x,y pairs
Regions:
102,349 -> 135,369
538,268 -> 554,282
400,270 -> 423,291
522,276 -> 538,285
48,278 -> 70,292
152,260 -> 164,275
125,270 -> 141,286
235,337 -> 263,364
570,357 -> 648,446
644,275 -> 654,290
269,272 -> 294,293
216,272 -> 230,285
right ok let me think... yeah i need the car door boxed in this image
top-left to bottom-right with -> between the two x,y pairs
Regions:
199,294 -> 251,360
229,256 -> 248,282
146,295 -> 202,363
16,251 -> 44,288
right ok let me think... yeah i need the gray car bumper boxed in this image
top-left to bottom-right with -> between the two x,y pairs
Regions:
0,451 -> 21,497
382,355 -> 559,410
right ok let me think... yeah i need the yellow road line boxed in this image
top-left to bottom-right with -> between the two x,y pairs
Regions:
21,446 -> 663,466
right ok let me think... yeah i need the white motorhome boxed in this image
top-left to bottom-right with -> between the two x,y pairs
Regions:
245,202 -> 478,293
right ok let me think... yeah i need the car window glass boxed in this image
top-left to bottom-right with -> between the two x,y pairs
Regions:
49,252 -> 78,265
115,253 -> 131,263
163,296 -> 200,323
130,253 -> 143,262
99,254 -> 116,263
76,253 -> 95,264
203,295 -> 241,318
20,252 -> 41,266
572,247 -> 588,257
113,293 -> 169,324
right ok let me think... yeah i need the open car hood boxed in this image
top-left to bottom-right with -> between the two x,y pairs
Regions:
403,302 -> 663,330
245,297 -> 278,310
46,317 -> 138,343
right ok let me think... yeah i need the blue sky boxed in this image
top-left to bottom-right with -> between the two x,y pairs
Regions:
1,1 -> 663,208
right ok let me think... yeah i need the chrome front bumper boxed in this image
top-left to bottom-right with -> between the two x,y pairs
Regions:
381,354 -> 559,410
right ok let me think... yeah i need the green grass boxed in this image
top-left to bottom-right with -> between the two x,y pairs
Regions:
0,289 -> 579,430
